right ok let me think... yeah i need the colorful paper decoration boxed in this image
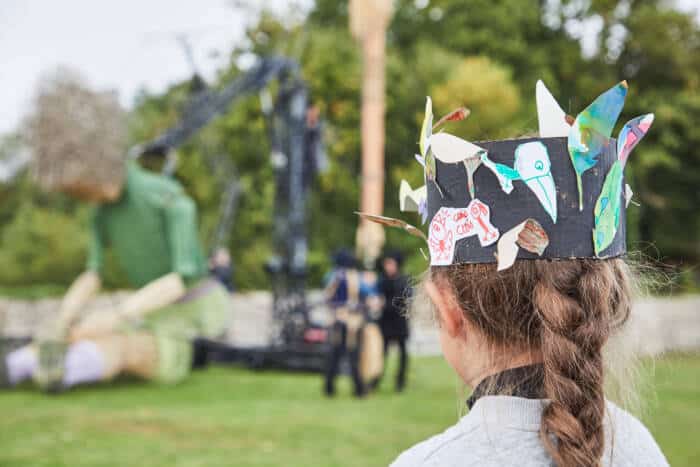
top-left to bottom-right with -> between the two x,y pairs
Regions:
536,80 -> 571,138
480,141 -> 557,223
593,113 -> 654,255
496,219 -> 549,271
415,97 -> 443,196
617,114 -> 654,167
399,180 -> 428,224
568,81 -> 628,210
428,199 -> 500,266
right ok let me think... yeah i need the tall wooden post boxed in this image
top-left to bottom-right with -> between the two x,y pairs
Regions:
350,0 -> 394,266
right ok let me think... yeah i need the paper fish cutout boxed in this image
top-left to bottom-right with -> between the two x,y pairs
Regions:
480,141 -> 558,223
568,81 -> 628,210
428,199 -> 500,266
593,113 -> 654,255
496,219 -> 549,271
433,107 -> 470,130
399,180 -> 428,224
415,97 -> 443,196
355,212 -> 427,242
429,132 -> 486,199
536,80 -> 571,138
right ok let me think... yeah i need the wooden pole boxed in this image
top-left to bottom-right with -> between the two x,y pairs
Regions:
350,0 -> 393,266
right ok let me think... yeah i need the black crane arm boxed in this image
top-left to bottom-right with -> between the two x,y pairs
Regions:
137,57 -> 299,156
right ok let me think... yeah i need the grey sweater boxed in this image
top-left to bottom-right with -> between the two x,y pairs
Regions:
391,396 -> 668,467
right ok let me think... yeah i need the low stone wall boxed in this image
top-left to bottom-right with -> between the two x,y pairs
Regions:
2,292 -> 698,357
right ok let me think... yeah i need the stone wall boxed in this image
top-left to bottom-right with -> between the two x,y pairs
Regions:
1,292 -> 698,357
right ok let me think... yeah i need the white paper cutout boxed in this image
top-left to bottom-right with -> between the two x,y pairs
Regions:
536,80 -> 570,138
430,132 -> 486,164
428,200 -> 500,266
428,209 -> 455,266
496,219 -> 549,271
497,221 -> 527,271
399,180 -> 427,212
625,183 -> 633,208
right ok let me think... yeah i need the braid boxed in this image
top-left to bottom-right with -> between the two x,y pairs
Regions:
433,258 -> 633,467
534,260 -> 622,467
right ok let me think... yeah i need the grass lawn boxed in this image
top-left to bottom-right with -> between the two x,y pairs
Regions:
1,354 -> 698,467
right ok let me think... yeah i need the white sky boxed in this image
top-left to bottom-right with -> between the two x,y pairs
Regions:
0,0 -> 698,135
0,0 -> 311,134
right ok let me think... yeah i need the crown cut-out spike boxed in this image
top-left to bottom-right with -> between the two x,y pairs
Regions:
568,81 -> 628,210
430,133 -> 486,164
617,113 -> 654,167
536,80 -> 571,138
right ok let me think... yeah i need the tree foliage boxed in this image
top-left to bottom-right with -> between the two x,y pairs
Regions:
0,0 -> 698,292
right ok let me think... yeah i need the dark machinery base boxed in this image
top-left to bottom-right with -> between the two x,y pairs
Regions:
195,338 -> 330,373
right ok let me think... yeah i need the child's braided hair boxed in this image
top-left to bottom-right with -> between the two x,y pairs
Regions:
431,259 -> 632,467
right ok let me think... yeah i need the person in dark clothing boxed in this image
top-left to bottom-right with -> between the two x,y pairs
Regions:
378,250 -> 411,392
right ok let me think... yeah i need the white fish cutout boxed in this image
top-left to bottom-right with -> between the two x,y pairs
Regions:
496,219 -> 549,271
481,141 -> 558,223
430,132 -> 486,164
536,80 -> 571,138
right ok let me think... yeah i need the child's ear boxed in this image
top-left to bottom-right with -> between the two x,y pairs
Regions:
425,279 -> 464,338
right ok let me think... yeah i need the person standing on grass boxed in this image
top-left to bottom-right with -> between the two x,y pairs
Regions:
323,249 -> 366,397
377,249 -> 411,392
359,85 -> 668,465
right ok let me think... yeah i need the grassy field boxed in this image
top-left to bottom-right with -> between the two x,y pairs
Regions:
1,354 -> 698,467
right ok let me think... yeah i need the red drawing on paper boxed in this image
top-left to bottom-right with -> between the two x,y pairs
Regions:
428,200 -> 500,265
468,199 -> 499,245
452,209 -> 475,238
428,210 -> 456,266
